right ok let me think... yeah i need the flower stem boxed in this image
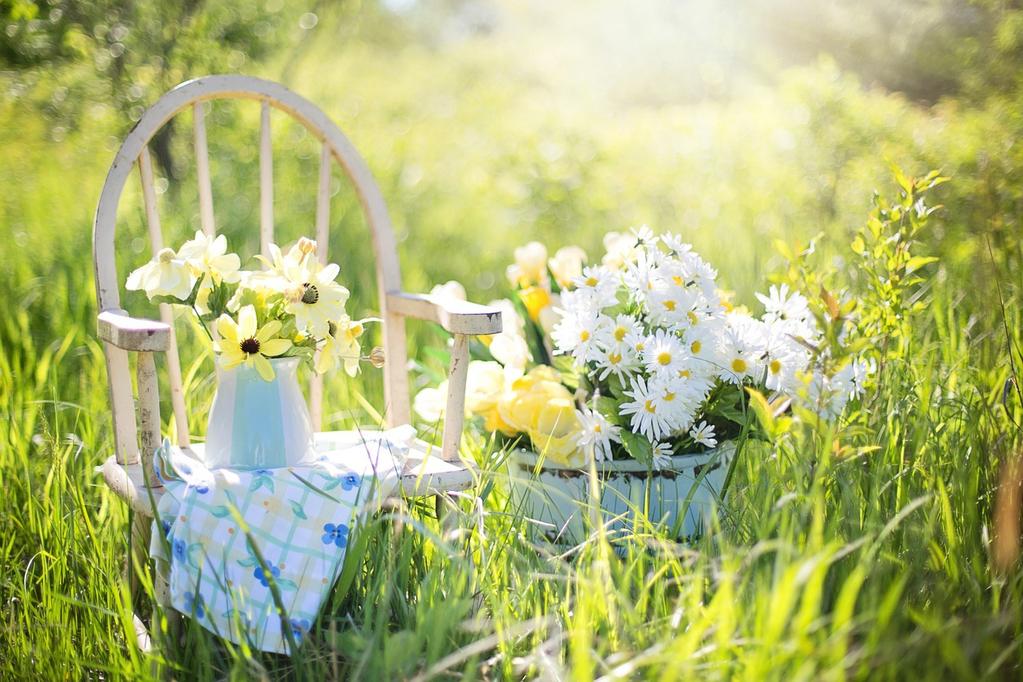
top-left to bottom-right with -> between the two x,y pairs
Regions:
191,305 -> 215,343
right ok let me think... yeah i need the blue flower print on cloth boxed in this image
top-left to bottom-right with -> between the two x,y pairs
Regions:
184,591 -> 206,620
147,426 -> 414,655
321,523 -> 349,548
254,562 -> 281,588
172,538 -> 187,563
289,618 -> 311,642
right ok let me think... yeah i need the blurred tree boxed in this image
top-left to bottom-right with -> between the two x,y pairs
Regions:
0,0 -> 311,176
753,0 -> 1023,104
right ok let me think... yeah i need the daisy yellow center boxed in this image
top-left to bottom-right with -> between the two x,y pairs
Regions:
609,352 -> 622,365
678,369 -> 691,379
663,391 -> 676,402
301,283 -> 320,305
635,342 -> 645,352
580,330 -> 591,342
769,359 -> 782,374
644,400 -> 657,414
240,338 -> 261,355
732,358 -> 748,373
687,311 -> 699,325
663,300 -> 677,311
657,351 -> 672,366
672,275 -> 684,286
594,424 -> 602,433
691,340 -> 702,354
585,276 -> 598,287
614,326 -> 627,342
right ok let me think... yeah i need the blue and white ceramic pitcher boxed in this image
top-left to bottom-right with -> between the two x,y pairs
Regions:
203,356 -> 315,469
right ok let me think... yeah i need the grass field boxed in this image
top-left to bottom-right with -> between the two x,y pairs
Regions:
2,2 -> 1023,679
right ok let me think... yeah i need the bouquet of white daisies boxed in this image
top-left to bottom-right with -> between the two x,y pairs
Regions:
551,227 -> 872,468
412,228 -> 871,469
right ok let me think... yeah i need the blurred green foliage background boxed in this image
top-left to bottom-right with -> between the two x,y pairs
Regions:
2,1 -> 1023,678
3,0 -> 1022,412
3,0 -> 1022,309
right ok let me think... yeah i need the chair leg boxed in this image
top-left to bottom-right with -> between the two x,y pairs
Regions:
128,512 -> 152,606
154,555 -> 181,647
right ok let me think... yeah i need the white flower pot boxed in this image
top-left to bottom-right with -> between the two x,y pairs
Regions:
506,442 -> 735,543
202,357 -> 315,469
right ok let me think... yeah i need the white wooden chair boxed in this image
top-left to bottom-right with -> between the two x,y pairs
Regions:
93,75 -> 501,645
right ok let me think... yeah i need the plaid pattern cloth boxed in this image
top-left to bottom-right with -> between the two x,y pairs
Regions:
149,427 -> 413,654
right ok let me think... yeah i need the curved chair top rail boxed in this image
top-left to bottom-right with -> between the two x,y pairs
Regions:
92,74 -> 401,313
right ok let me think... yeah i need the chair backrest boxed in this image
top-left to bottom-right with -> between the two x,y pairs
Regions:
93,75 -> 411,462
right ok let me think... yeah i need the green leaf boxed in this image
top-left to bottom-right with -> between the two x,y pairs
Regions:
595,396 -> 624,426
605,373 -> 627,400
745,387 -> 775,437
289,500 -> 307,520
210,505 -> 230,518
905,256 -> 938,274
276,578 -> 298,590
620,430 -> 653,466
237,557 -> 258,568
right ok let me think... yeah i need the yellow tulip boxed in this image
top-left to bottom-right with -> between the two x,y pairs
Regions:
497,366 -> 573,434
528,398 -> 583,466
519,285 -> 552,322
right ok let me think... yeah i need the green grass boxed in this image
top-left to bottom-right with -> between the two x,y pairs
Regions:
3,6 -> 1023,679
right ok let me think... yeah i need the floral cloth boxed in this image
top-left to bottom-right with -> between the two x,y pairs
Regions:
149,427 -> 414,654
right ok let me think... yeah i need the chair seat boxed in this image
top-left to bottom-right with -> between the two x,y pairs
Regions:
100,430 -> 474,515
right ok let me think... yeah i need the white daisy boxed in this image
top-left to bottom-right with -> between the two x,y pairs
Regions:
571,265 -> 620,308
642,329 -> 689,379
689,420 -> 717,448
756,284 -> 813,330
651,441 -> 673,470
683,323 -> 723,372
575,404 -> 621,462
550,310 -> 612,364
762,326 -> 807,393
719,315 -> 767,384
631,224 -> 657,247
622,250 -> 660,305
594,344 -> 641,381
649,374 -> 699,432
647,286 -> 700,328
660,233 -> 693,258
620,377 -> 674,441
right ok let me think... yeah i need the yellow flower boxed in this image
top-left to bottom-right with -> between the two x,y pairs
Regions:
125,247 -> 194,300
429,280 -> 467,302
465,361 -> 518,436
519,285 -> 552,322
528,398 -> 583,466
497,366 -> 572,434
214,305 -> 293,381
548,245 -> 587,289
413,384 -> 447,422
283,261 -> 350,339
315,316 -> 367,376
505,241 -> 548,287
177,230 -> 242,285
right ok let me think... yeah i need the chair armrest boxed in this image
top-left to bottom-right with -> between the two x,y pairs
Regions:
386,291 -> 502,335
98,309 -> 171,352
